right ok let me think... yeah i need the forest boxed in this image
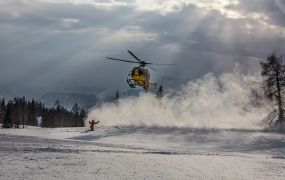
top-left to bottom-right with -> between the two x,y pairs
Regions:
0,97 -> 85,128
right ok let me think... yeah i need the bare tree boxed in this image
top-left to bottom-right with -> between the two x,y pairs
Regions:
261,53 -> 285,126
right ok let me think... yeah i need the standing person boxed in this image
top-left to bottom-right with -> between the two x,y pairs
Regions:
89,120 -> 100,131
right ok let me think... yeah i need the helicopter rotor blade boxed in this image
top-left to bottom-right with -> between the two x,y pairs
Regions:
127,50 -> 143,63
147,65 -> 158,71
146,63 -> 178,66
106,57 -> 140,64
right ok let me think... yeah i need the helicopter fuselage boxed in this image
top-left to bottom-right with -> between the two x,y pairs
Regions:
128,66 -> 151,91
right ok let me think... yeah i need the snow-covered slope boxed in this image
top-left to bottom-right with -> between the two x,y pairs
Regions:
1,126 -> 285,180
38,92 -> 98,110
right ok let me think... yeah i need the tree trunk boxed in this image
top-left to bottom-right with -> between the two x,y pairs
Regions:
276,70 -> 284,124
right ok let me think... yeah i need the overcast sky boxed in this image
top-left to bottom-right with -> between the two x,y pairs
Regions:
1,0 -> 285,97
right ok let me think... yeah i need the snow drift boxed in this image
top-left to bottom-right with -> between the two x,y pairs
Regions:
88,70 -> 271,129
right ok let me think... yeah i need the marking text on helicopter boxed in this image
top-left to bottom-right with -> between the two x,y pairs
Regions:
106,50 -> 177,92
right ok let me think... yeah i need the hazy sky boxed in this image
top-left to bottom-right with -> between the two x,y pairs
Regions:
1,0 -> 285,97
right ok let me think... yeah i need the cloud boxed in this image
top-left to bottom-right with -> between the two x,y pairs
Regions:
0,0 -> 284,97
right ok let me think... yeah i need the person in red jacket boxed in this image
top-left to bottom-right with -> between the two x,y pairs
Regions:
89,120 -> 100,131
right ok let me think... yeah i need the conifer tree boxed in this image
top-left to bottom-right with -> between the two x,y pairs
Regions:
54,99 -> 61,111
261,53 -> 285,126
156,86 -> 164,99
72,103 -> 80,127
72,103 -> 80,114
27,100 -> 37,126
2,101 -> 12,128
79,109 -> 86,126
0,98 -> 5,124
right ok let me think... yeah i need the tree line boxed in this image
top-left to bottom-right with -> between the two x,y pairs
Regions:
0,97 -> 85,128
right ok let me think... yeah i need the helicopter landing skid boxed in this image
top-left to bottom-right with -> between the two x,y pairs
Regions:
127,79 -> 136,88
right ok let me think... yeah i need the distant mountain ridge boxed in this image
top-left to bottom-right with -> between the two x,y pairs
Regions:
38,92 -> 98,110
0,88 -> 13,100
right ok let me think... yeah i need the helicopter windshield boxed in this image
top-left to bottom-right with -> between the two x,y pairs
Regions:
132,67 -> 144,76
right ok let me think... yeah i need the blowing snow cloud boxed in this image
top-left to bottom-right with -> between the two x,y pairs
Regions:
88,69 -> 271,129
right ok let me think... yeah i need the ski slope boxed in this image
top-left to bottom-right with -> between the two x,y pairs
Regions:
1,126 -> 285,180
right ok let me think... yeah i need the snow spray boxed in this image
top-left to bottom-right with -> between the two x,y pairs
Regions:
88,71 -> 271,129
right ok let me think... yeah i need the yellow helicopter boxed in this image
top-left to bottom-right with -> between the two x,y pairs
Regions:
106,50 -> 176,92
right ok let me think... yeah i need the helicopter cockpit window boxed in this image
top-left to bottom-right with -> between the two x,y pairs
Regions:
138,68 -> 143,75
131,69 -> 136,76
132,68 -> 143,76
